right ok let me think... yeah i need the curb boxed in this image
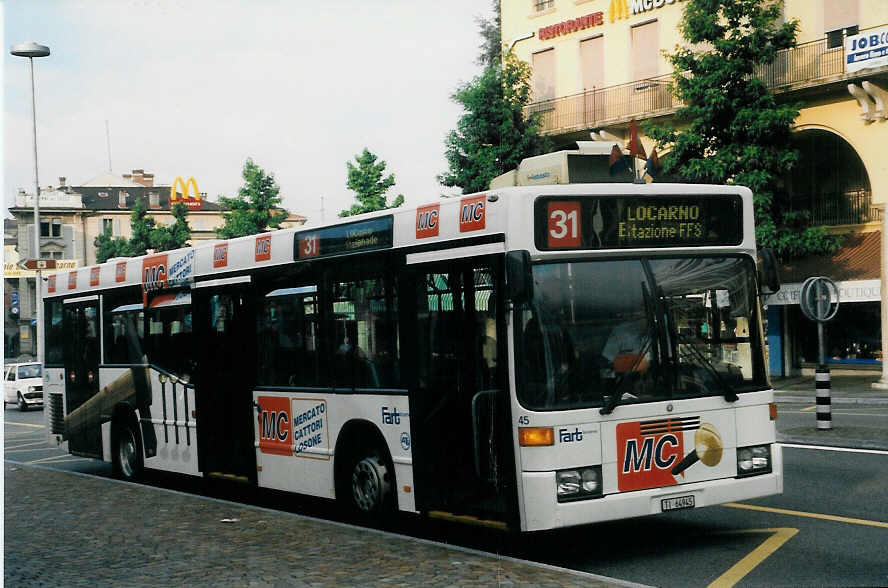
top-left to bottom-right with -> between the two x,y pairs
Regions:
773,395 -> 888,405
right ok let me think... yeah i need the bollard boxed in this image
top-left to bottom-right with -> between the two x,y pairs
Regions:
815,366 -> 832,430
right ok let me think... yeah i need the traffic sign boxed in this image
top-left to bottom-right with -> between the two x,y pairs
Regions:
800,276 -> 839,323
18,259 -> 56,270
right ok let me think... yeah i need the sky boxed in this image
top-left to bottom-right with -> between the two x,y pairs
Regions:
3,0 -> 494,224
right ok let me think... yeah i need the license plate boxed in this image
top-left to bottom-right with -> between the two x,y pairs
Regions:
661,495 -> 695,512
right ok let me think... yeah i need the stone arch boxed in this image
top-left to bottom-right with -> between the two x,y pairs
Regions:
787,127 -> 873,226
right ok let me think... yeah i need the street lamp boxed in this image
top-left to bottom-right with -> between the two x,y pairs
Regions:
10,42 -> 50,363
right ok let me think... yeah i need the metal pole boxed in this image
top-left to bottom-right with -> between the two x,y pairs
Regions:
874,203 -> 888,389
816,282 -> 832,430
27,56 -> 44,364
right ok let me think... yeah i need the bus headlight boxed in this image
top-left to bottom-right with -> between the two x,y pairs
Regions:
556,466 -> 602,502
737,444 -> 771,477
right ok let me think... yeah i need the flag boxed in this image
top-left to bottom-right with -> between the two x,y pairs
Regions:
643,147 -> 660,183
609,144 -> 629,176
626,120 -> 647,160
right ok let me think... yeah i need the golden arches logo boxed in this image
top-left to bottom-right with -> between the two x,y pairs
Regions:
609,0 -> 629,22
170,176 -> 202,210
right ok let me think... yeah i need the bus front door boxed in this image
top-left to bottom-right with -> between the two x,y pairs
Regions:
63,299 -> 102,458
407,259 -> 516,528
193,286 -> 257,483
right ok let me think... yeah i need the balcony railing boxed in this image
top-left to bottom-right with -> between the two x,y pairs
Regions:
805,189 -> 877,226
528,29 -> 884,136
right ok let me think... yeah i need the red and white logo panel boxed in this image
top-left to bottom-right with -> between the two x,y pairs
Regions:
547,201 -> 582,248
257,395 -> 292,456
459,195 -> 486,233
416,204 -> 440,239
213,243 -> 229,268
255,234 -> 272,262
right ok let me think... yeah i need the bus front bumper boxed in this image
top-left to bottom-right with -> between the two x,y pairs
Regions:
520,463 -> 782,532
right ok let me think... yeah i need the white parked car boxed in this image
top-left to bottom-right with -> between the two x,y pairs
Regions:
4,363 -> 44,411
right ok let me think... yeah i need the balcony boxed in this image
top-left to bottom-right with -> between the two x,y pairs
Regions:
527,27 -> 888,137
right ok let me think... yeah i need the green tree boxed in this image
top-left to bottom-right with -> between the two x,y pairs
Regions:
645,0 -> 840,258
217,158 -> 288,239
476,0 -> 500,69
128,196 -> 156,257
150,202 -> 191,252
339,148 -> 405,218
439,50 -> 552,194
94,226 -> 131,263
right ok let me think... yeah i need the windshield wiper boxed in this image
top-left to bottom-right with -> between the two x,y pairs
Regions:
599,335 -> 653,415
677,333 -> 738,402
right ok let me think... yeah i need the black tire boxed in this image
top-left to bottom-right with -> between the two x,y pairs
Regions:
17,394 -> 27,412
113,418 -> 143,481
347,448 -> 394,515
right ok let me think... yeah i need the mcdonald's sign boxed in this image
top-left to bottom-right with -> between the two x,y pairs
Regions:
610,0 -> 682,22
609,0 -> 629,22
170,176 -> 202,210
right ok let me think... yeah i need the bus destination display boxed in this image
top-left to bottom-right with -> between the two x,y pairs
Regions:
536,195 -> 742,250
295,216 -> 393,260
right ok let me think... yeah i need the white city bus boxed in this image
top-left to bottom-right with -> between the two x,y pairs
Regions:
43,183 -> 781,531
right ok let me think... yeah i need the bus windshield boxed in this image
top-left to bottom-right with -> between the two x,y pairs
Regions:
515,256 -> 768,411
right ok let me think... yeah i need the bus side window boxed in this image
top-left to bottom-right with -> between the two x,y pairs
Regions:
330,275 -> 399,390
472,267 -> 498,390
257,285 -> 321,388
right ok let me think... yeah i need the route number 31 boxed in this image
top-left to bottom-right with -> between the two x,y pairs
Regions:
547,201 -> 581,248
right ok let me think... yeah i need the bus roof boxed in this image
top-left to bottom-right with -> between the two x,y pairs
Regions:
44,183 -> 754,299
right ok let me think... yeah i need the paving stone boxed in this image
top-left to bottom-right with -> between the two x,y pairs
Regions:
5,464 -> 629,587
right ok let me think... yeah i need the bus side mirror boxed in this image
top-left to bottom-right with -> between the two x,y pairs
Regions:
506,250 -> 533,303
758,248 -> 781,296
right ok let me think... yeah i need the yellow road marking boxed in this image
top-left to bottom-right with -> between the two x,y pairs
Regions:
799,405 -> 816,412
5,441 -> 50,451
2,422 -> 44,428
708,528 -> 798,588
27,454 -> 90,464
724,502 -> 888,528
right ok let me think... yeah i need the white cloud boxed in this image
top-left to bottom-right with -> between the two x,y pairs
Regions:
4,0 -> 491,222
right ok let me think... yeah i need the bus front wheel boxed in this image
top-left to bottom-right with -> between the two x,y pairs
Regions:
351,451 -> 392,513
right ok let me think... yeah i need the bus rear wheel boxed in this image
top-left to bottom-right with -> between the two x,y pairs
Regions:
350,451 -> 392,514
113,419 -> 143,481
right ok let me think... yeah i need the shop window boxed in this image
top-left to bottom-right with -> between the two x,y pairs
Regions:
791,302 -> 881,366
149,192 -> 160,209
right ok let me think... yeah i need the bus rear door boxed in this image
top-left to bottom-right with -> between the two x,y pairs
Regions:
193,283 -> 258,483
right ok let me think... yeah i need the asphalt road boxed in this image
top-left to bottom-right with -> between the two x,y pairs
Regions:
5,406 -> 888,587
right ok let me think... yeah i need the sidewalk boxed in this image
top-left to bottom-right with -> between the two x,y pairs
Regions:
4,463 -> 638,587
772,374 -> 888,450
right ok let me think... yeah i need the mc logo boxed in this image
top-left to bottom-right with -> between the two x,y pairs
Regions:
416,204 -> 440,238
142,254 -> 169,295
255,234 -> 271,261
616,421 -> 683,491
459,195 -> 486,233
258,396 -> 292,456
